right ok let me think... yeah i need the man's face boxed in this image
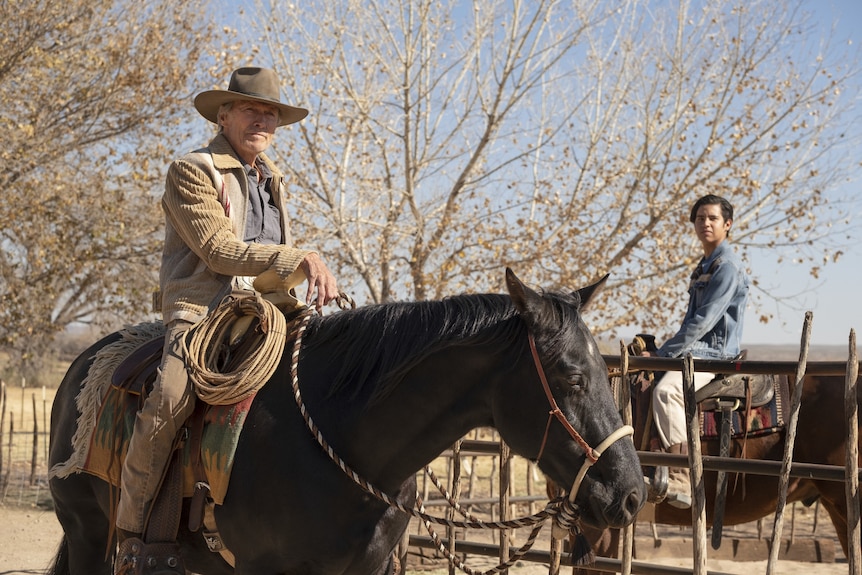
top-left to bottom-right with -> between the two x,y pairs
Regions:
694,203 -> 731,251
219,100 -> 279,164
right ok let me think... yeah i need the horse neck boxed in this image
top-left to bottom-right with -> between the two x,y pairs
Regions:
332,342 -> 513,489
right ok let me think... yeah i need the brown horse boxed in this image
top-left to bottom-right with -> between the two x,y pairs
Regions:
565,366 -> 861,573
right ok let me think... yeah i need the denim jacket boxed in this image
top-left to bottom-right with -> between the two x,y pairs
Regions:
657,241 -> 749,360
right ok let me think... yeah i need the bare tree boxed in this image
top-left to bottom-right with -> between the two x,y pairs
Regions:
531,0 -> 861,337
0,0 -> 233,381
250,0 -> 621,301
244,0 -> 858,340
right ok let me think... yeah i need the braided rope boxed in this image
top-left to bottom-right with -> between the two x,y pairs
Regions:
422,465 -> 486,523
185,293 -> 287,405
288,312 -> 569,527
418,501 -> 548,575
418,467 -> 584,573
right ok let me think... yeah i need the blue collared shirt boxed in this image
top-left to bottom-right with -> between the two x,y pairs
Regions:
657,241 -> 749,360
244,160 -> 282,245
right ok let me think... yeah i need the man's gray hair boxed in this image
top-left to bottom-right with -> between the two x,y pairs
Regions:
216,102 -> 235,133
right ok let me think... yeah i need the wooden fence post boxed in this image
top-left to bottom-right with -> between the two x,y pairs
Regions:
2,416 -> 12,499
766,311 -> 813,575
498,439 -> 511,570
30,394 -> 38,486
620,340 -> 635,575
448,439 -> 462,575
43,386 -> 49,464
683,353 -> 707,575
845,329 -> 860,575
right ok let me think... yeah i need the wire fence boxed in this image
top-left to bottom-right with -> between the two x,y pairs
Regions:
0,380 -> 53,509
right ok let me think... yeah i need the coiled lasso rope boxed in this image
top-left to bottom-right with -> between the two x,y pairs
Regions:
183,293 -> 289,405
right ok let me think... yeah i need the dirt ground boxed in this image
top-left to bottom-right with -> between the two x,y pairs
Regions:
0,503 -> 852,575
1,505 -> 64,574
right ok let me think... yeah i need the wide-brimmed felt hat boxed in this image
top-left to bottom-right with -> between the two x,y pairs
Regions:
194,67 -> 308,127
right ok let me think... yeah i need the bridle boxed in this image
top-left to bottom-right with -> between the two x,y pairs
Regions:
527,333 -> 634,512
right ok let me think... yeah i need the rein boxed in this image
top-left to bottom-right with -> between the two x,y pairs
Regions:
285,310 -> 629,574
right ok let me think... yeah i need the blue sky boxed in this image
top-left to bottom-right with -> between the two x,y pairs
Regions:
741,0 -> 861,347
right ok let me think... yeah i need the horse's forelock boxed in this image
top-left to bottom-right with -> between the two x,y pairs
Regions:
527,289 -> 586,365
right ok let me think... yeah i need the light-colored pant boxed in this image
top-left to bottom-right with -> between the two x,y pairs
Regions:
652,369 -> 716,449
117,320 -> 194,533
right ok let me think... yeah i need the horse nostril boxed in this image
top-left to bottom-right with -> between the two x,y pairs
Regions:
625,488 -> 644,516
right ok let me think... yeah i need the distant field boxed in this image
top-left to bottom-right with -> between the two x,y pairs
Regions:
744,343 -> 852,361
0,349 -> 76,392
597,340 -> 853,362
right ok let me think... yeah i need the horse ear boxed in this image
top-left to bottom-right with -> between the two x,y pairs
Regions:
505,267 -> 540,314
574,273 -> 610,311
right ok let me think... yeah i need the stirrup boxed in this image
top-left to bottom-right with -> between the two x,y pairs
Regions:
666,490 -> 691,509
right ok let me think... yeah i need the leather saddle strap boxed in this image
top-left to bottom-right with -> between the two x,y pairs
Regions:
711,403 -> 734,549
144,432 -> 186,543
739,382 -> 753,459
188,404 -> 210,533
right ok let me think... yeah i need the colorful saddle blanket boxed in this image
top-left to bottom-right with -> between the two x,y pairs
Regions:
83,386 -> 254,505
48,322 -> 255,505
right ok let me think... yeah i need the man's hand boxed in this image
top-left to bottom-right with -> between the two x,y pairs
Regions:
300,253 -> 339,312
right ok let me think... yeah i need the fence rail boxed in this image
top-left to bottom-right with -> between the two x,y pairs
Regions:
603,355 -> 859,376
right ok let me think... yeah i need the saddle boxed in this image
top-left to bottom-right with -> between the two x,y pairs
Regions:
695,367 -> 775,412
631,351 -> 786,454
112,353 -> 234,575
111,336 -> 163,394
111,288 -> 303,573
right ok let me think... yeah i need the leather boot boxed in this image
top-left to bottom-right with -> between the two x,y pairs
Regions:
666,442 -> 691,509
115,529 -> 143,575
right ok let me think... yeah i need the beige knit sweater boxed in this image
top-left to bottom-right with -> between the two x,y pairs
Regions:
159,134 -> 311,324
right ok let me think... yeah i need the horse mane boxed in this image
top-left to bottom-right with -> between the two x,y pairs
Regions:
302,288 -> 584,405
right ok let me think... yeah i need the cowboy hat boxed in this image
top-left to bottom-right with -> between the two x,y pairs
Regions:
194,67 -> 308,127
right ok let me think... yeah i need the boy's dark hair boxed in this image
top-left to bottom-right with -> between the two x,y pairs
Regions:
690,194 -> 734,223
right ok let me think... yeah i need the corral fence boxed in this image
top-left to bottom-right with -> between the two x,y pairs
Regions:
0,379 -> 52,508
1,324 -> 859,575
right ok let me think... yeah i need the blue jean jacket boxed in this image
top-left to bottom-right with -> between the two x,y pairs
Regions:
657,241 -> 749,360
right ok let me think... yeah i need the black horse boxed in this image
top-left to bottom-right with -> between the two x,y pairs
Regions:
48,269 -> 646,575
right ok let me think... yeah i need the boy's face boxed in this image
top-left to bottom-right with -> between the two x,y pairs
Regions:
693,203 -> 731,251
